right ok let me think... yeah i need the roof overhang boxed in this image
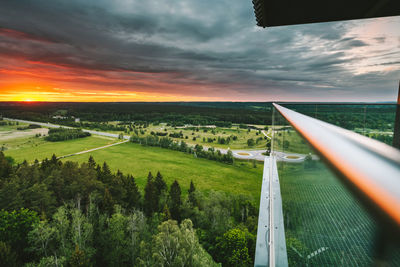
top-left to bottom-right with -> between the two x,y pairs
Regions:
252,0 -> 400,27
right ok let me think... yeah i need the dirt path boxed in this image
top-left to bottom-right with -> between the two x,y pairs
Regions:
261,130 -> 271,139
57,140 -> 129,160
0,128 -> 48,141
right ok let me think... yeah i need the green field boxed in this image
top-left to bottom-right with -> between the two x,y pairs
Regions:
2,123 -> 264,200
143,124 -> 269,150
61,142 -> 263,200
273,128 -> 310,154
80,121 -> 270,150
0,121 -> 28,131
4,135 -> 117,163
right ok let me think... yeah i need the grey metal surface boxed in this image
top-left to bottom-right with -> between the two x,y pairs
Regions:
393,81 -> 400,149
255,157 -> 271,266
273,103 -> 400,228
252,0 -> 400,28
255,156 -> 288,267
270,157 -> 288,267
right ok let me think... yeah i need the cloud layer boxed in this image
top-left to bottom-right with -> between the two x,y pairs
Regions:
0,0 -> 399,101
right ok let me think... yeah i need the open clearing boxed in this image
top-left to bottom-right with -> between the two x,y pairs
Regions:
0,128 -> 48,141
4,135 -> 117,164
2,122 -> 263,200
146,124 -> 269,150
61,142 -> 263,200
0,121 -> 47,141
85,122 -> 270,150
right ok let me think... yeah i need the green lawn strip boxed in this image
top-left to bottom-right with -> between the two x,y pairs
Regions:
61,142 -> 263,201
0,122 -> 29,132
141,125 -> 268,150
274,129 -> 311,154
4,136 -> 117,164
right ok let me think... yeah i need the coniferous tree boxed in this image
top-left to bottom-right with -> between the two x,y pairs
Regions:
169,180 -> 182,221
144,172 -> 156,217
50,154 -> 58,165
154,172 -> 167,195
154,171 -> 167,211
188,180 -> 197,207
99,162 -> 113,185
123,175 -> 141,210
101,188 -> 114,215
88,156 -> 96,169
0,152 -> 12,181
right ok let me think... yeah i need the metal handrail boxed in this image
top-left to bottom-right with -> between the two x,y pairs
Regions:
273,103 -> 400,230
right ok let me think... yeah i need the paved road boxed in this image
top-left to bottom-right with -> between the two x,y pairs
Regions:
58,140 -> 129,159
4,117 -> 131,140
32,140 -> 129,164
4,117 -> 317,162
261,130 -> 271,139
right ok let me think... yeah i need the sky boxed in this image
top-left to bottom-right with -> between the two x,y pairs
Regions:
0,0 -> 399,102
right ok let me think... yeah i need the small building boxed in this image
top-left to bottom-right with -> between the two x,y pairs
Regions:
75,118 -> 80,123
52,115 -> 67,119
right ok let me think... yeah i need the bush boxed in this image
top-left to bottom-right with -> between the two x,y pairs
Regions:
45,128 -> 91,142
17,124 -> 41,131
247,138 -> 255,147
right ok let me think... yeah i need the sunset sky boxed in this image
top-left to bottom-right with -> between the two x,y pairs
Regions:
0,0 -> 399,102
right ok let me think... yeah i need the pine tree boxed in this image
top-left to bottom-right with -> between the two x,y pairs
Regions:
188,180 -> 197,207
154,171 -> 167,195
144,172 -> 156,216
100,162 -> 113,185
101,188 -> 114,215
123,175 -> 141,209
169,180 -> 182,221
0,152 -> 12,180
154,171 -> 166,211
88,156 -> 96,169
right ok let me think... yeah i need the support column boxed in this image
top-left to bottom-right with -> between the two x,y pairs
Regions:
393,81 -> 400,149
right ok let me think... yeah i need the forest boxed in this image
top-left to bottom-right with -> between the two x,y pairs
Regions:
0,102 -> 395,133
0,152 -> 257,266
0,102 -> 273,126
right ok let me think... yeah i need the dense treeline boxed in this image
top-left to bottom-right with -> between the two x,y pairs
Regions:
0,102 -> 273,126
0,152 -> 257,266
1,102 -> 394,133
45,128 -> 91,142
285,104 -> 396,131
366,132 -> 393,145
130,135 -> 235,164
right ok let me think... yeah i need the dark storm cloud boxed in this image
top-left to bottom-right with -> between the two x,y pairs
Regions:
0,0 -> 399,101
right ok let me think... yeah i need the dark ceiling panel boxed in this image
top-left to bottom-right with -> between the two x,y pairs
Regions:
252,0 -> 400,27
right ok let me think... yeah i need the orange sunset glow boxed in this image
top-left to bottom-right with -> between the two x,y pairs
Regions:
0,1 -> 399,102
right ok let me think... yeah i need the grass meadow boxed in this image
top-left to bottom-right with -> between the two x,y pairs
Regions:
61,142 -> 263,200
84,122 -> 270,150
4,135 -> 117,164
